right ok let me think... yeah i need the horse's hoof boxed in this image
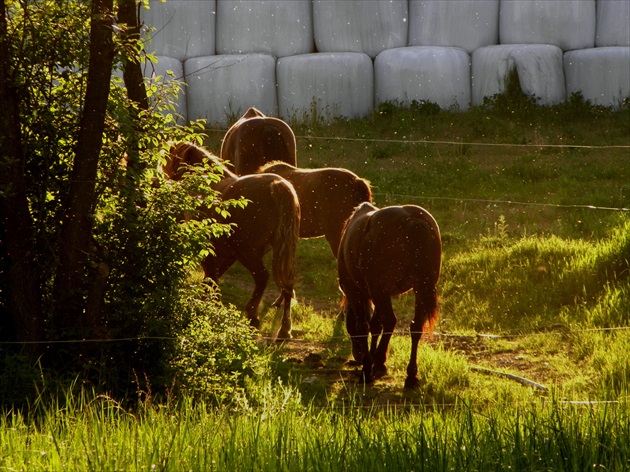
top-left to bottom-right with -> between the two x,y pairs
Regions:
359,372 -> 375,385
404,376 -> 420,389
276,330 -> 292,341
372,364 -> 388,379
249,318 -> 261,330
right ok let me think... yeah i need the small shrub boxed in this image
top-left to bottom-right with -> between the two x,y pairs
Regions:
170,291 -> 262,403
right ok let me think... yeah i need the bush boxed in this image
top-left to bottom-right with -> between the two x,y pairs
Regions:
170,290 -> 262,403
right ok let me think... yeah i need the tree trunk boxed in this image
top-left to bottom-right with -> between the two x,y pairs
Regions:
118,0 -> 149,111
0,0 -> 45,356
53,0 -> 116,335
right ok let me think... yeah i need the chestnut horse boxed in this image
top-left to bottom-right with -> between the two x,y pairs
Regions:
259,161 -> 372,257
221,107 -> 297,175
337,202 -> 442,388
164,143 -> 301,339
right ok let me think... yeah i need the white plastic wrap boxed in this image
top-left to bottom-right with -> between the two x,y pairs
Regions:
472,45 -> 566,106
499,0 -> 596,51
216,0 -> 314,58
375,47 -> 471,110
596,0 -> 630,47
564,47 -> 630,107
142,56 -> 188,123
312,0 -> 407,58
184,54 -> 277,127
408,0 -> 499,54
141,0 -> 216,61
277,53 -> 374,122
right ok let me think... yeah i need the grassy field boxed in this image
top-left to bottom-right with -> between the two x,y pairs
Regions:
2,100 -> 629,470
204,100 -> 629,403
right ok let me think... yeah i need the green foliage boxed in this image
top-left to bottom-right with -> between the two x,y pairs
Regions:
1,0 -> 273,402
169,289 -> 261,402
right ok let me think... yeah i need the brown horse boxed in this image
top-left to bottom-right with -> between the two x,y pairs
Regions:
259,161 -> 372,257
220,107 -> 297,175
337,202 -> 442,388
165,142 -> 301,339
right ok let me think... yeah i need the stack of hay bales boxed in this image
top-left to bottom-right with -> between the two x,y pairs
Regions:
139,0 -> 630,125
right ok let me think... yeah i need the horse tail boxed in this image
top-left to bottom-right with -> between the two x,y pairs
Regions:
270,180 -> 300,296
263,123 -> 297,167
409,209 -> 442,340
420,288 -> 440,341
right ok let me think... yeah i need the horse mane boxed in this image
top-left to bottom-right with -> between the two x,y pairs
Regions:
350,201 -> 378,220
258,160 -> 296,173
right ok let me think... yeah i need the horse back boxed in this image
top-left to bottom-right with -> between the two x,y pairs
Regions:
221,115 -> 297,175
219,174 -> 299,246
340,205 -> 441,297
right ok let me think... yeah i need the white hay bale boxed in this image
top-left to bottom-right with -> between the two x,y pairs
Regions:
184,54 -> 277,127
408,0 -> 499,54
216,0 -> 313,58
500,0 -> 596,51
471,45 -> 566,106
277,53 -> 374,122
375,46 -> 471,111
596,0 -> 630,47
564,47 -> 630,108
312,0 -> 407,58
141,0 -> 216,61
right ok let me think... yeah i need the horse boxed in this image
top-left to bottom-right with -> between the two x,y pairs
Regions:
164,142 -> 301,339
259,161 -> 372,258
220,107 -> 297,175
337,202 -> 442,388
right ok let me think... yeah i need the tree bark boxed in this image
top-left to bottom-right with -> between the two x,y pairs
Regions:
118,0 -> 149,111
54,0 -> 116,335
0,0 -> 45,356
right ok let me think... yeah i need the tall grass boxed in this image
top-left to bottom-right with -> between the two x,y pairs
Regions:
1,390 -> 628,471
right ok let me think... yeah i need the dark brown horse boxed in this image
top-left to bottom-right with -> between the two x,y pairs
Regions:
165,142 -> 301,339
259,161 -> 372,257
337,202 -> 442,388
221,107 -> 297,175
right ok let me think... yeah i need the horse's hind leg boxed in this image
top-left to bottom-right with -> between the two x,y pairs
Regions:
371,296 -> 396,379
275,288 -> 294,340
239,255 -> 270,329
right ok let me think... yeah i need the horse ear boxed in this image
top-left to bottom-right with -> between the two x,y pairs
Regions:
243,107 -> 264,119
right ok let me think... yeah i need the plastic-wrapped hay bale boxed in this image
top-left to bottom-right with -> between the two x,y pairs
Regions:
408,0 -> 499,54
141,0 -> 216,61
216,0 -> 313,57
185,54 -> 277,127
142,56 -> 188,123
312,0 -> 407,59
277,53 -> 373,122
375,47 -> 471,111
596,0 -> 630,47
500,0 -> 595,51
564,47 -> 630,108
471,45 -> 566,106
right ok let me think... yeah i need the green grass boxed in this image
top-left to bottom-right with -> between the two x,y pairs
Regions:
2,392 -> 628,470
207,102 -> 629,403
3,100 -> 629,469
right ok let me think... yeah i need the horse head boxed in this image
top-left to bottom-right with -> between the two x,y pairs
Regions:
165,142 -> 237,181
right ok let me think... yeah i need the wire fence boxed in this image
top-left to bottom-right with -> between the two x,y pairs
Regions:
2,325 -> 628,347
204,129 -> 630,212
